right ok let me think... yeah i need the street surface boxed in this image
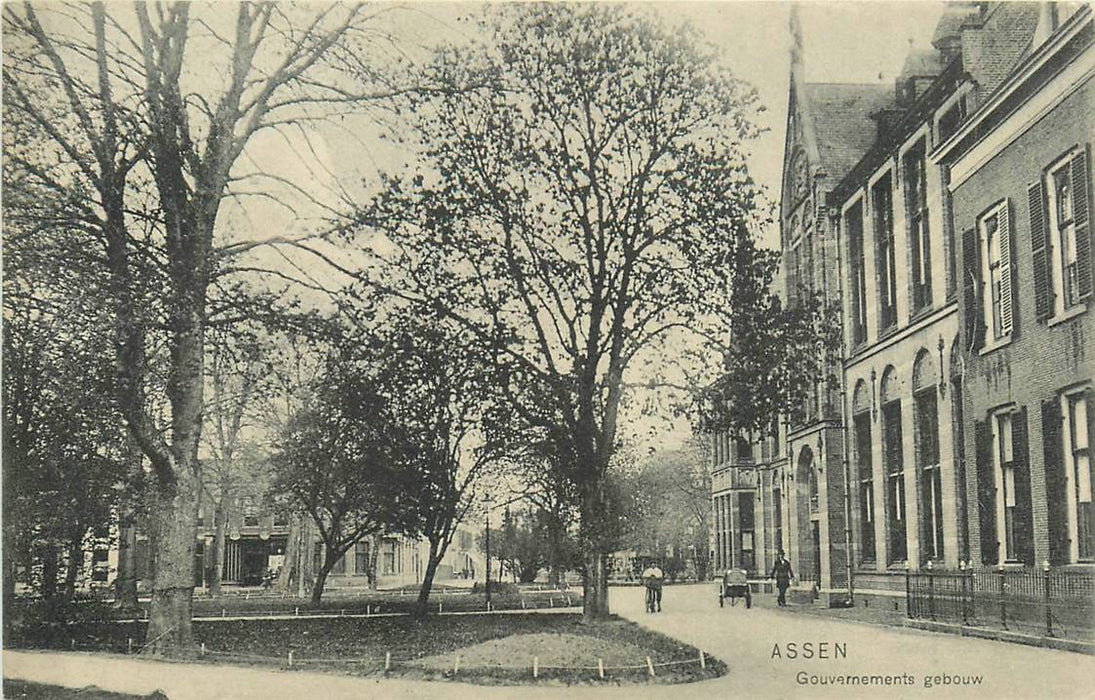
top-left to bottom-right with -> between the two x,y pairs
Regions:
4,584 -> 1092,699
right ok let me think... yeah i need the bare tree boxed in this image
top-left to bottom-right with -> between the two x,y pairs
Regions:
341,3 -> 768,620
3,1 -> 405,651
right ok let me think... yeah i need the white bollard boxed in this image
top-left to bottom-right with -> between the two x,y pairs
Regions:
385,651 -> 391,671
549,596 -> 553,607
699,650 -> 706,669
533,656 -> 539,678
127,638 -> 133,654
295,607 -> 299,616
288,650 -> 294,667
200,642 -> 206,657
453,655 -> 461,674
439,601 -> 443,613
597,658 -> 604,679
646,656 -> 655,677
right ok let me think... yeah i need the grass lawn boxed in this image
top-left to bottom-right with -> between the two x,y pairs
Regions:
181,587 -> 580,617
6,613 -> 725,686
2,679 -> 166,700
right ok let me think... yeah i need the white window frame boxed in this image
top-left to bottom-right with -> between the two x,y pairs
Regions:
1045,148 -> 1086,318
1062,387 -> 1093,562
991,410 -> 1019,563
979,200 -> 1013,346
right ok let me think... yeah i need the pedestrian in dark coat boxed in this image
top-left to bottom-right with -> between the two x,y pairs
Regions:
769,550 -> 794,607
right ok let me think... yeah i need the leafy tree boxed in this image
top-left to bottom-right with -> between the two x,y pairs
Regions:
2,220 -> 132,606
4,2 -> 405,651
343,3 -> 771,621
270,338 -> 415,605
362,307 -> 513,619
615,440 -> 713,581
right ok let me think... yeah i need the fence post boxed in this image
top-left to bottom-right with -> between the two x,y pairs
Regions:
1043,560 -> 1053,637
699,650 -> 706,669
385,651 -> 391,671
597,658 -> 604,679
998,564 -> 1007,630
959,561 -> 969,625
904,562 -> 912,619
926,560 -> 935,621
533,655 -> 539,679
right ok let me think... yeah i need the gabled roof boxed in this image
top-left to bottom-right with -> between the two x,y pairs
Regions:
960,3 -> 1042,96
801,83 -> 893,183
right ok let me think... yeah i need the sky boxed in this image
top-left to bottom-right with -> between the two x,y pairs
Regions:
222,1 -> 950,451
223,1 -> 947,255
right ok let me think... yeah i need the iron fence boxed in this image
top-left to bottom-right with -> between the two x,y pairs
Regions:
906,567 -> 1095,640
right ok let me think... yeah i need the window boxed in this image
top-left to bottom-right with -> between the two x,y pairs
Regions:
905,143 -> 932,312
847,201 -> 868,345
243,497 -> 259,527
916,389 -> 943,561
978,200 -> 1014,342
739,492 -> 755,572
995,413 -> 1018,561
874,174 -> 898,330
1035,148 -> 1092,319
355,541 -> 370,574
772,488 -> 783,556
736,435 -> 753,463
937,96 -> 967,143
883,400 -> 907,563
1064,391 -> 1094,560
986,410 -> 1033,564
854,411 -> 875,563
808,468 -> 819,514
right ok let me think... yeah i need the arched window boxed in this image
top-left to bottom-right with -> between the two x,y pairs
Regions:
880,366 -> 907,562
852,379 -> 875,563
913,351 -> 943,561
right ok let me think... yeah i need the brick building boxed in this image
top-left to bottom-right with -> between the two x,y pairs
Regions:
712,2 -> 1093,607
934,3 -> 1093,570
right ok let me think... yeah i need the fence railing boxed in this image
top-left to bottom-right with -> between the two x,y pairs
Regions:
906,567 -> 1095,640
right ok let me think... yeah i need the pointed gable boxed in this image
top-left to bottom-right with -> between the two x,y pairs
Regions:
802,83 -> 893,184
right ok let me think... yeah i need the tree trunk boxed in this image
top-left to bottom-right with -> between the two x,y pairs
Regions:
3,525 -> 17,612
367,534 -> 381,590
209,501 -> 227,597
144,471 -> 201,655
276,514 -> 300,593
63,530 -> 85,600
580,485 -> 611,622
311,554 -> 336,606
115,511 -> 139,609
40,542 -> 58,601
414,539 -> 443,620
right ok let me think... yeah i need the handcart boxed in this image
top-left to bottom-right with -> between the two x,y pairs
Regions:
718,568 -> 752,608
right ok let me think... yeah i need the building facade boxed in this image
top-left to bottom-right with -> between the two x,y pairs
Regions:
713,2 -> 1093,608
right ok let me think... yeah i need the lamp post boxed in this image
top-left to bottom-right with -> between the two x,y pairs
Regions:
484,494 -> 493,609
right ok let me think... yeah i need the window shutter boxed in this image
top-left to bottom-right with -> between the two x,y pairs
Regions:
975,419 -> 997,565
1071,146 -> 1092,301
1012,408 -> 1034,565
962,227 -> 984,351
998,200 -> 1014,336
1029,180 -> 1052,320
1042,398 -> 1068,564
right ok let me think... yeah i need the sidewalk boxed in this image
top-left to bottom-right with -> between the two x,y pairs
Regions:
745,585 -> 1094,654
